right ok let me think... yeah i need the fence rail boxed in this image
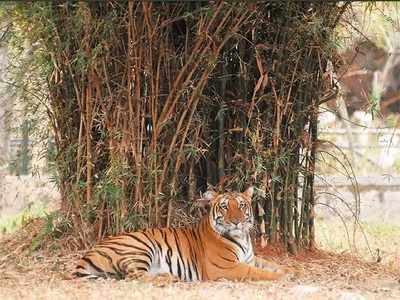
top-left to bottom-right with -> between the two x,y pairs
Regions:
314,176 -> 400,192
320,128 -> 400,135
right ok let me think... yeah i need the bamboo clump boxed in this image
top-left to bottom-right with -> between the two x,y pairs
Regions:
9,1 -> 350,250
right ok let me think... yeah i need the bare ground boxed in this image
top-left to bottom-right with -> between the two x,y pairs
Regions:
1,219 -> 399,300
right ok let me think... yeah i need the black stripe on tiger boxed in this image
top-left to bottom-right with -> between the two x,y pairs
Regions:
95,249 -> 121,275
172,229 -> 186,280
209,259 -> 232,270
221,245 -> 240,261
181,229 -> 195,281
161,230 -> 174,274
140,231 -> 160,255
101,240 -> 149,252
221,232 -> 246,254
101,245 -> 153,261
82,257 -> 104,274
117,256 -> 151,274
186,228 -> 200,280
73,187 -> 286,283
122,234 -> 155,257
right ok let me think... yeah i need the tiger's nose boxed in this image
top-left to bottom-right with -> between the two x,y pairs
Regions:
231,219 -> 241,225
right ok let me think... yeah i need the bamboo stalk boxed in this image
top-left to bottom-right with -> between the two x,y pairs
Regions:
217,61 -> 227,183
14,0 -> 348,246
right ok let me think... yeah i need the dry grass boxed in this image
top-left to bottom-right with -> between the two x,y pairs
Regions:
0,175 -> 60,234
316,218 -> 400,272
2,277 -> 398,300
1,218 -> 399,300
0,179 -> 399,299
1,249 -> 399,300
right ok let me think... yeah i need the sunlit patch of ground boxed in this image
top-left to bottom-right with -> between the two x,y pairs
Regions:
1,177 -> 400,299
0,175 -> 60,234
1,249 -> 399,300
0,218 -> 399,300
2,277 -> 399,300
316,218 -> 400,272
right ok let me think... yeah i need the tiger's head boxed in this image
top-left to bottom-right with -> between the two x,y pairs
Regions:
198,187 -> 255,238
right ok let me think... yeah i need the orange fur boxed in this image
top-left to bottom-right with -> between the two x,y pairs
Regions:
73,187 -> 287,282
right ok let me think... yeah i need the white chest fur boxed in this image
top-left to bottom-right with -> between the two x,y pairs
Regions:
232,233 -> 254,264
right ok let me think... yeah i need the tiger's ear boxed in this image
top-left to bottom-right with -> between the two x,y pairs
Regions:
243,186 -> 254,201
195,190 -> 218,208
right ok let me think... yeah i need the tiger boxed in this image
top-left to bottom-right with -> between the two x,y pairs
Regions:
73,186 -> 287,282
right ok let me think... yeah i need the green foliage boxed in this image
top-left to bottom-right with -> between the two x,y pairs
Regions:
369,88 -> 382,117
3,1 -> 349,250
336,2 -> 400,52
0,202 -> 46,234
29,211 -> 72,252
0,2 -> 55,176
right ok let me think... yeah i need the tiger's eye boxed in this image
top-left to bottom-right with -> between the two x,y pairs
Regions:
220,203 -> 228,209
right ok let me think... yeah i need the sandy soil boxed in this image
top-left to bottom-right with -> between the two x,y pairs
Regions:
2,278 -> 399,300
1,228 -> 399,300
0,177 -> 399,300
1,255 -> 399,300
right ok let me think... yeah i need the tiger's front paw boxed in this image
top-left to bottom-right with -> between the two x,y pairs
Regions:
277,266 -> 297,280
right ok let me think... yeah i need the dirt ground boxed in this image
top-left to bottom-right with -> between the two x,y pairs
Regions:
1,177 -> 400,300
0,219 -> 399,300
1,249 -> 399,300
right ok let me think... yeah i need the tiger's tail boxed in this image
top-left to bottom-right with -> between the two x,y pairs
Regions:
72,257 -> 120,280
